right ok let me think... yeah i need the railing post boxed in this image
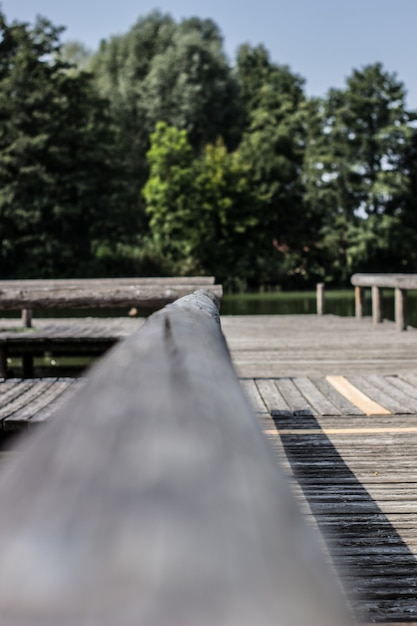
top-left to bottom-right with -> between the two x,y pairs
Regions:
355,286 -> 364,319
21,308 -> 32,328
316,282 -> 325,315
395,287 -> 407,331
372,285 -> 383,324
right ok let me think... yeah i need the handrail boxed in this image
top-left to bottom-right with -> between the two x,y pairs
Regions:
0,276 -> 222,327
0,290 -> 351,625
351,273 -> 417,330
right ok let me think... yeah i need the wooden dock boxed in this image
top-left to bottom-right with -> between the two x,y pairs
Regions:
1,312 -> 417,623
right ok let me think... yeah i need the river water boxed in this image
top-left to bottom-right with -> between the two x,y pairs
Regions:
221,289 -> 417,328
3,289 -> 417,327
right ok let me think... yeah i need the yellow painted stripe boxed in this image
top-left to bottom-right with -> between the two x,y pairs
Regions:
326,375 -> 391,415
263,427 -> 417,435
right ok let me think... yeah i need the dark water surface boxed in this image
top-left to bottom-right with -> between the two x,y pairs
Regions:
221,289 -> 417,328
3,289 -> 417,326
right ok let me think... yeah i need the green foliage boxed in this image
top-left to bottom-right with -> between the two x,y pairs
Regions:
304,63 -> 417,283
143,122 -> 196,258
143,122 -> 258,285
0,12 -> 119,277
235,43 -> 305,127
140,30 -> 242,150
58,40 -> 93,72
2,8 -> 417,288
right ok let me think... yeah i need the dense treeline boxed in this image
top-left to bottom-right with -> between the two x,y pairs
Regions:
1,10 -> 417,289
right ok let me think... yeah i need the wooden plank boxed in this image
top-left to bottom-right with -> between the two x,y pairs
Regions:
312,377 -> 365,415
293,377 -> 342,415
387,375 -> 417,401
399,372 -> 417,388
0,379 -> 37,410
3,379 -> 70,426
254,378 -> 292,415
31,379 -> 85,423
0,380 -> 57,421
239,378 -> 268,414
0,291 -> 350,626
367,374 -> 417,413
326,376 -> 391,415
348,375 -> 411,414
274,378 -> 316,415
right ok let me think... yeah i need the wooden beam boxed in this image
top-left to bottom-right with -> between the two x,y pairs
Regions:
0,290 -> 351,625
351,273 -> 417,290
0,284 -> 222,310
0,276 -> 216,288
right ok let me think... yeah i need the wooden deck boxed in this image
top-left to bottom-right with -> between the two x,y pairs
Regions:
2,313 -> 417,623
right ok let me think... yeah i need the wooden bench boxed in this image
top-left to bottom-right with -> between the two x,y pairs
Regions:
0,277 -> 222,377
0,290 -> 350,625
351,273 -> 417,331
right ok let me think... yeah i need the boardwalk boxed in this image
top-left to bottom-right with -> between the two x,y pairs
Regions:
2,313 -> 417,623
225,314 -> 417,624
222,313 -> 417,376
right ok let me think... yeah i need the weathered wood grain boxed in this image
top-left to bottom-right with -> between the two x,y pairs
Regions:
0,291 -> 350,626
326,375 -> 391,415
351,273 -> 417,290
311,377 -> 365,415
0,276 -> 216,288
0,283 -> 223,310
3,379 -> 70,427
221,314 -> 417,377
293,377 -> 342,415
348,375 -> 411,414
255,378 -> 292,416
367,374 -> 417,413
240,378 -> 269,414
274,378 -> 315,415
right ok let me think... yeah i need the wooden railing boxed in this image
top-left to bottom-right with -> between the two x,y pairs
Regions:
0,290 -> 351,625
0,276 -> 222,326
351,273 -> 417,331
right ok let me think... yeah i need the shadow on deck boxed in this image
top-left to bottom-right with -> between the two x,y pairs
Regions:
276,411 -> 417,623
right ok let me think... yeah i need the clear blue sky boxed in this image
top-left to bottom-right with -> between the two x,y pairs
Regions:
4,0 -> 417,109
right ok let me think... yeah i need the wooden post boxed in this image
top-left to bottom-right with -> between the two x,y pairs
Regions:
355,286 -> 364,319
0,290 -> 351,626
21,308 -> 32,328
395,287 -> 407,331
372,285 -> 383,324
316,282 -> 325,315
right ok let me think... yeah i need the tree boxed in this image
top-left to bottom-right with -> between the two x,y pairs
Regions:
58,40 -> 93,71
233,44 -> 318,286
0,12 -> 119,277
140,27 -> 242,151
143,122 -> 257,284
235,44 -> 305,127
304,63 -> 417,281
